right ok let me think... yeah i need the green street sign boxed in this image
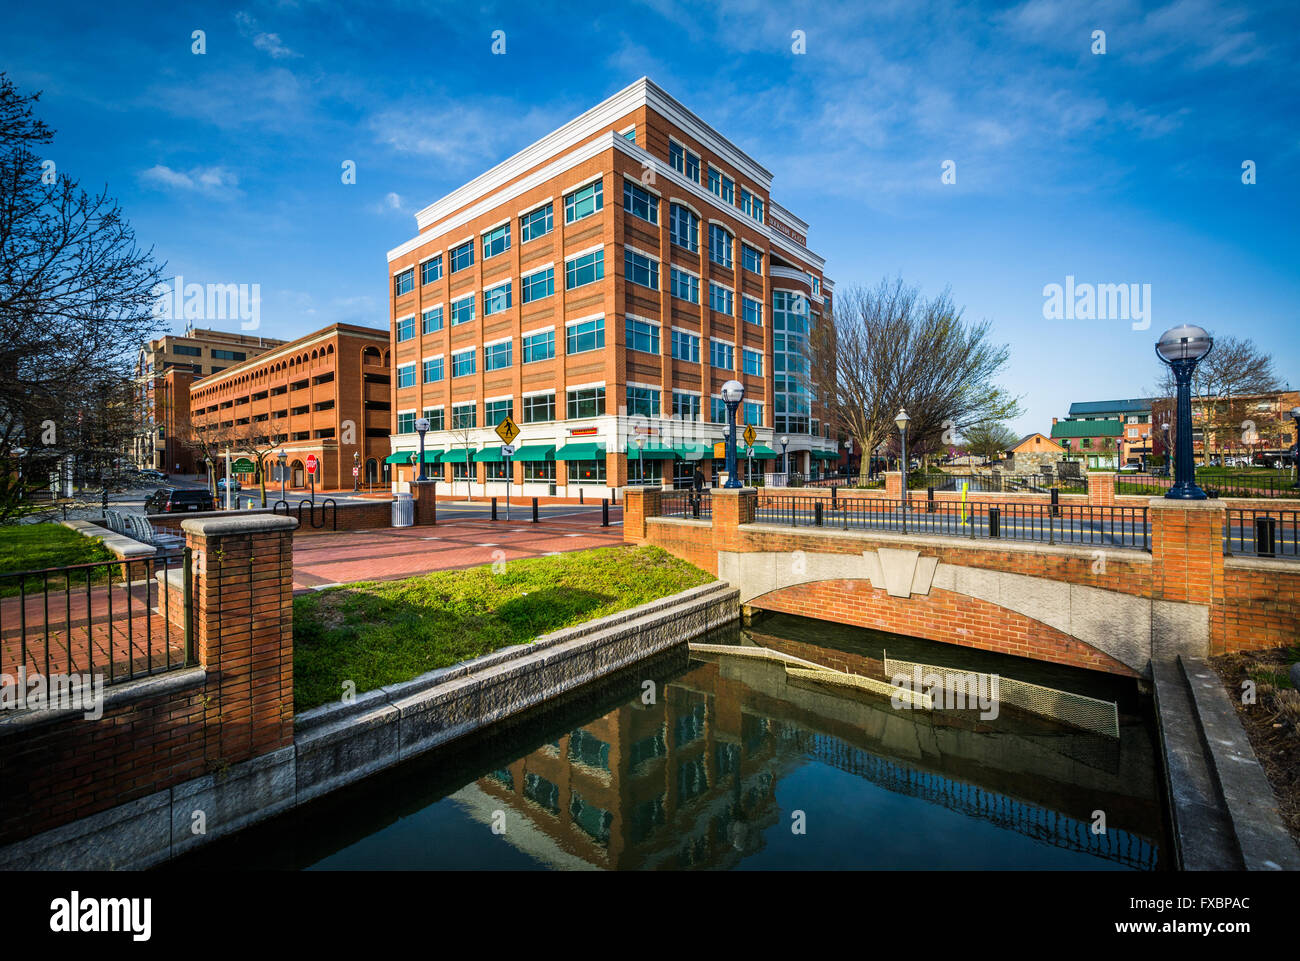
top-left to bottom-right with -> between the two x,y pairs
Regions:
232,457 -> 256,472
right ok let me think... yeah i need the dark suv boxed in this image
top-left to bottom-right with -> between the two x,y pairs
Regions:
144,487 -> 214,514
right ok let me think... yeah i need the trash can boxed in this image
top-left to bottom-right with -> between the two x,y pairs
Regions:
1254,516 -> 1276,557
392,492 -> 414,528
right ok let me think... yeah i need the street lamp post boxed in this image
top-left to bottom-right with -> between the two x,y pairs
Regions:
353,451 -> 360,492
780,434 -> 789,480
1160,422 -> 1171,476
721,380 -> 745,489
1156,324 -> 1214,500
1290,406 -> 1300,490
277,449 -> 287,503
895,408 -> 911,532
1115,437 -> 1123,471
415,417 -> 430,482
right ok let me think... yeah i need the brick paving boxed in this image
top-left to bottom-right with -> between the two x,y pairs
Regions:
291,513 -> 624,590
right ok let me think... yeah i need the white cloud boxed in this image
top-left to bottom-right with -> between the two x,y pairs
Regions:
138,164 -> 241,196
235,10 -> 301,59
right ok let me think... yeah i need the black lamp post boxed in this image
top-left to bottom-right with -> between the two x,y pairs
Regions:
353,451 -> 360,492
722,380 -> 745,488
1115,436 -> 1123,471
415,416 -> 430,482
780,434 -> 790,477
895,408 -> 911,531
1156,324 -> 1214,499
276,449 -> 287,502
1160,422 -> 1171,476
1290,406 -> 1300,490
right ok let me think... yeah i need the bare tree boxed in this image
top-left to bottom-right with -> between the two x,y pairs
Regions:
962,422 -> 1020,465
811,277 -> 1021,485
0,74 -> 163,522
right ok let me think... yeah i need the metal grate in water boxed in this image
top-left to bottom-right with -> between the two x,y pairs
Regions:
884,653 -> 1119,738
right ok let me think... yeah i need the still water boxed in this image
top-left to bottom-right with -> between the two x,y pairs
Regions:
174,614 -> 1169,870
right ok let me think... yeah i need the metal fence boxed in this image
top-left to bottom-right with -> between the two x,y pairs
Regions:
1119,471 -> 1299,499
0,550 -> 193,689
1223,509 -> 1300,559
910,472 -> 1086,495
661,491 -> 712,520
755,496 -> 1150,550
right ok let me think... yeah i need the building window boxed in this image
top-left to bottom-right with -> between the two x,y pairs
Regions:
522,267 -> 554,303
671,329 -> 700,363
452,348 -> 476,377
565,180 -> 603,224
707,166 -> 735,204
485,399 -> 512,424
524,461 -> 555,481
566,386 -> 605,419
422,305 -> 444,334
567,317 -> 605,355
481,223 -> 510,260
422,357 -> 444,383
521,203 -> 554,242
623,181 -> 658,224
211,349 -> 245,361
566,459 -> 606,484
425,407 -> 445,431
396,315 -> 416,342
627,386 -> 660,417
625,317 -> 659,354
484,340 -> 512,371
710,396 -> 726,423
670,267 -> 699,304
669,141 -> 699,183
624,249 -> 659,290
672,391 -> 700,421
421,256 -> 443,286
669,204 -> 698,252
452,402 -> 476,429
621,126 -> 637,142
741,189 -> 764,222
565,249 -> 605,290
710,340 -> 734,370
743,348 -> 762,376
741,244 -> 763,274
451,294 -> 475,326
396,363 -> 417,388
742,296 -> 762,326
483,280 -> 512,316
173,344 -> 201,356
522,329 -> 555,363
394,268 -> 415,296
450,240 -> 474,273
709,283 -> 734,316
397,411 -> 416,433
743,400 -> 762,425
523,392 -> 555,423
708,224 -> 733,269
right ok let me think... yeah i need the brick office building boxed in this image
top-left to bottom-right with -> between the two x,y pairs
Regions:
384,77 -> 839,498
188,323 -> 391,491
132,326 -> 287,471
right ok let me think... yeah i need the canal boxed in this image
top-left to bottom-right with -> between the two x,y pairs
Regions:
172,613 -> 1169,870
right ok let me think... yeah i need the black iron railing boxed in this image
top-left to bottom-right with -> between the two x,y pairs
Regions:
0,549 -> 193,690
754,496 -> 1150,550
661,491 -> 712,520
1224,509 -> 1299,558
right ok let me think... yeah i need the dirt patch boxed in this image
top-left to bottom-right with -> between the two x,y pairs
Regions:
1210,646 -> 1300,845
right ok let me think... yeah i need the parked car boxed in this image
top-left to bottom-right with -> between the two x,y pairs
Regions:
144,488 -> 214,513
216,478 -> 242,493
138,469 -> 168,482
1118,463 -> 1140,473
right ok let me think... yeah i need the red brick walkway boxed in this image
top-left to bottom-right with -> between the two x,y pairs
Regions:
291,515 -> 625,590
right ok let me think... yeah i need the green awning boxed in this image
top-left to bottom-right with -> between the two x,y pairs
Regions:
555,442 -> 606,460
421,449 -> 445,464
443,448 -> 475,464
628,444 -> 676,461
384,451 -> 415,465
473,447 -> 504,463
746,445 -> 778,458
672,443 -> 717,462
812,450 -> 841,461
511,445 -> 555,462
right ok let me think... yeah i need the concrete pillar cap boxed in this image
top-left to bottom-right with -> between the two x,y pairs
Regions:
181,514 -> 299,536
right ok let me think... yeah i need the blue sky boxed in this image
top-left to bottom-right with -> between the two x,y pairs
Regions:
3,0 -> 1297,435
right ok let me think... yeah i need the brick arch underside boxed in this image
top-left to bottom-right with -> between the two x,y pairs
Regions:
747,578 -> 1136,676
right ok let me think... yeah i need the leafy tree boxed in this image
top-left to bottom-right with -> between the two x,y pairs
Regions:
961,422 -> 1019,464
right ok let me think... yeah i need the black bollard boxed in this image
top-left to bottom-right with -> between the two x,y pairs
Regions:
491,497 -> 498,521
602,498 -> 609,527
532,497 -> 539,523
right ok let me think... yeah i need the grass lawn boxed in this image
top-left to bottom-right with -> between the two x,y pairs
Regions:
293,545 -> 713,712
0,523 -> 116,597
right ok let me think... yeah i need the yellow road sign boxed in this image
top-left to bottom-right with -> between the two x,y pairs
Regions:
713,441 -> 727,459
495,415 -> 520,445
743,424 -> 756,447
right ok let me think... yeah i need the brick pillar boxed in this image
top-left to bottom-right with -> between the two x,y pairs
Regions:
884,471 -> 903,499
1087,470 -> 1116,505
182,514 -> 297,769
1149,497 -> 1226,657
622,486 -> 662,542
410,479 -> 437,525
711,487 -> 757,554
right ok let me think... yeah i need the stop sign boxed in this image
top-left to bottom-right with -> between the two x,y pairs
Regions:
305,454 -> 318,475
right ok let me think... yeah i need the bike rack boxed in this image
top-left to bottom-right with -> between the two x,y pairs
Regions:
296,498 -> 338,530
